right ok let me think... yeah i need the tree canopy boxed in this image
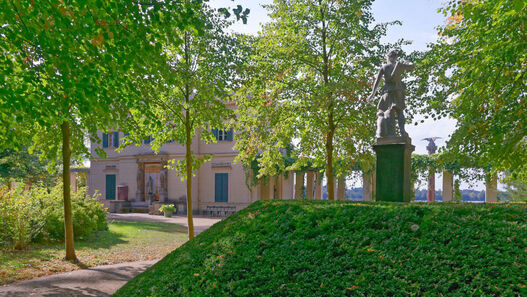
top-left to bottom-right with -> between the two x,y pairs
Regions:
122,3 -> 244,239
415,0 -> 527,179
234,0 -> 404,199
0,0 -> 212,260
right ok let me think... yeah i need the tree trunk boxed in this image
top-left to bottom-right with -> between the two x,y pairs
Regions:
61,121 -> 76,261
185,112 -> 195,240
325,115 -> 335,201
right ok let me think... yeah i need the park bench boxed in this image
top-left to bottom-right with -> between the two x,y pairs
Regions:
204,205 -> 236,217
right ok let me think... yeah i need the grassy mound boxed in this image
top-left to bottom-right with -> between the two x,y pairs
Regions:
115,201 -> 527,296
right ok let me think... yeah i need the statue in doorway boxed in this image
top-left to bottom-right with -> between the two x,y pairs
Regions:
159,167 -> 168,202
368,50 -> 414,138
136,166 -> 144,201
160,168 -> 167,192
146,175 -> 154,203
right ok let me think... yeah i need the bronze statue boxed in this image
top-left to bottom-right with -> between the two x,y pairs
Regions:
422,137 -> 441,155
368,50 -> 414,138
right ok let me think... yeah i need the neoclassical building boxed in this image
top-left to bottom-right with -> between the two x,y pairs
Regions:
87,123 -> 299,214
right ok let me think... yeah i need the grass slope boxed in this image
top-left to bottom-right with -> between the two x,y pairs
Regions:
115,201 -> 527,296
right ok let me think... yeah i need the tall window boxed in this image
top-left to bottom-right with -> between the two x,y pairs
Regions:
102,132 -> 119,148
214,173 -> 228,202
212,128 -> 233,142
105,174 -> 116,200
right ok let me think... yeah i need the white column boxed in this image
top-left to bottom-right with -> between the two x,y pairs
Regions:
281,173 -> 295,200
306,171 -> 314,200
442,171 -> 453,202
260,179 -> 270,200
269,177 -> 276,200
337,176 -> 346,201
70,172 -> 78,193
485,174 -> 498,203
314,172 -> 322,200
295,172 -> 305,199
332,179 -> 337,200
362,171 -> 374,201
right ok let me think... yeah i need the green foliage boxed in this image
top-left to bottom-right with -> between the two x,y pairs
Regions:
41,184 -> 107,241
117,3 -> 246,239
116,200 -> 527,296
0,147 -> 60,187
0,183 -> 107,248
503,174 -> 527,202
234,0 -> 408,200
0,185 -> 44,250
454,179 -> 462,202
415,0 -> 527,179
0,0 -> 209,258
159,204 -> 177,213
411,152 -> 492,190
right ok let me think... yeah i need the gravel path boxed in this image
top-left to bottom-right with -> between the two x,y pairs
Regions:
0,214 -> 222,297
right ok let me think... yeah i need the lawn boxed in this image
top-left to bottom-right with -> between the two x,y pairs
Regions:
116,201 -> 527,296
0,220 -> 188,285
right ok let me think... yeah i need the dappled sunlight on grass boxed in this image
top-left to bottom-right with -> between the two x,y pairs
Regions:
0,221 -> 188,285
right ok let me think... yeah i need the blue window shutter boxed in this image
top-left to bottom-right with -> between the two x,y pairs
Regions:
226,128 -> 233,141
212,129 -> 219,141
222,174 -> 228,202
102,133 -> 108,148
215,173 -> 228,202
105,174 -> 116,200
215,173 -> 221,202
144,135 -> 152,144
113,132 -> 119,147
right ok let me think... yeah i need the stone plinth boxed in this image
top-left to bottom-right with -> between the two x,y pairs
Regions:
373,137 -> 414,202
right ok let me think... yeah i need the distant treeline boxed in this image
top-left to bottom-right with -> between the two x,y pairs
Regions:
321,186 -> 509,202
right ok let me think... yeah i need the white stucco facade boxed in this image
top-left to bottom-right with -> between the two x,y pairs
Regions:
88,127 -> 264,214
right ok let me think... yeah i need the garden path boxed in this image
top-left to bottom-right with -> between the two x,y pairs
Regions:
0,214 -> 221,297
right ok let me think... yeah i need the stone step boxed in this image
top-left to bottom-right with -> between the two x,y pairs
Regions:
120,207 -> 150,214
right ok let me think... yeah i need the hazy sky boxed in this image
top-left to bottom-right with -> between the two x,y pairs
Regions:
210,0 -> 491,190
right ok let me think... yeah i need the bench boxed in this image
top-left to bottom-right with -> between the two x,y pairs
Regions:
204,205 -> 236,217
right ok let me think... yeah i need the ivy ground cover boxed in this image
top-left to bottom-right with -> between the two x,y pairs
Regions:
116,201 -> 527,296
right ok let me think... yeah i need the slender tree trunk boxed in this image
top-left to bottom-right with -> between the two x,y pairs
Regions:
320,13 -> 336,201
183,30 -> 195,240
61,121 -> 76,261
326,118 -> 335,201
185,109 -> 195,240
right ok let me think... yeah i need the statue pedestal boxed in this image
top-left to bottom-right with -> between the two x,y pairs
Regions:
373,137 -> 414,202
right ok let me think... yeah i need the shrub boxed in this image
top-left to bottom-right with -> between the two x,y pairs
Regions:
0,184 -> 44,249
40,183 -> 108,240
0,182 -> 107,248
